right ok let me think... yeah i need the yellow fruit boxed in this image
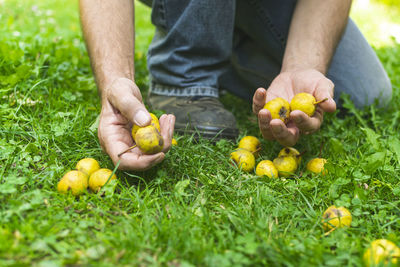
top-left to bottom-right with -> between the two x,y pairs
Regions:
290,93 -> 317,116
57,170 -> 88,196
273,156 -> 298,177
263,97 -> 290,123
230,149 -> 255,172
172,138 -> 178,146
307,158 -> 327,175
255,160 -> 278,178
363,239 -> 400,267
131,113 -> 161,140
278,147 -> 301,165
76,158 -> 100,176
88,168 -> 117,192
238,136 -> 261,157
322,205 -> 352,231
135,125 -> 164,154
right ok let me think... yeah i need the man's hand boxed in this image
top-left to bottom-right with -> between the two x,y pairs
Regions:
98,78 -> 175,170
252,69 -> 336,146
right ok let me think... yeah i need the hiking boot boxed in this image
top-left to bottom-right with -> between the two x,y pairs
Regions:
148,94 -> 239,140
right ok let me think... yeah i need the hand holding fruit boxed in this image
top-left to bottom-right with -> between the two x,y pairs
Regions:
252,69 -> 336,146
98,77 -> 175,171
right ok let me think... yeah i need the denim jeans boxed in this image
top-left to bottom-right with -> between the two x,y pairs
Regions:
142,0 -> 392,108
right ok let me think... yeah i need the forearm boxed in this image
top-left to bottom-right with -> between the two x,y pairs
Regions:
282,0 -> 352,74
79,0 -> 135,93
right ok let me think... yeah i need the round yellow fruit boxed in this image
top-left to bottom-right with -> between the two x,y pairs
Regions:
307,158 -> 327,175
263,97 -> 290,123
76,158 -> 100,176
238,136 -> 261,156
273,156 -> 298,177
230,149 -> 255,172
255,160 -> 278,178
57,170 -> 88,196
278,147 -> 301,165
131,113 -> 161,140
135,125 -> 164,154
363,239 -> 400,267
322,205 -> 352,231
88,168 -> 117,192
171,138 -> 178,146
290,92 -> 317,116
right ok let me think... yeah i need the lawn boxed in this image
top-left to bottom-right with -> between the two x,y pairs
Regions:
1,0 -> 400,266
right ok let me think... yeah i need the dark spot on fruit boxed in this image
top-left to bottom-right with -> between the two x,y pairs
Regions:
285,148 -> 290,153
279,107 -> 288,118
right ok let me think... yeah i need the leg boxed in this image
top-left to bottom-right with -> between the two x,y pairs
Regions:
327,19 -> 392,108
220,1 -> 392,108
145,0 -> 239,139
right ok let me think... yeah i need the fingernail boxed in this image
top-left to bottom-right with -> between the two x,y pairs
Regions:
134,110 -> 150,126
294,117 -> 302,124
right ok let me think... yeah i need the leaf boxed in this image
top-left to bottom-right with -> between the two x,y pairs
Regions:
174,179 -> 191,197
388,137 -> 400,165
361,127 -> 381,151
329,138 -> 344,154
363,152 -> 386,173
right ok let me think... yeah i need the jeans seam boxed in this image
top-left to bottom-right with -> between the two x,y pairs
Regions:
150,80 -> 219,97
248,0 -> 286,46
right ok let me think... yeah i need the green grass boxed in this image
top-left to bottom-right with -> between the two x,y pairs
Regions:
1,0 -> 400,266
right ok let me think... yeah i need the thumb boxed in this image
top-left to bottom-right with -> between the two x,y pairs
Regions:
107,78 -> 151,126
314,78 -> 336,113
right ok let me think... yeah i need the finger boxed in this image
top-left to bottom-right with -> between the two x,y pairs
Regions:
270,119 -> 299,147
258,109 -> 274,140
107,138 -> 165,171
290,109 -> 323,133
159,114 -> 176,152
252,87 -> 267,114
108,78 -> 152,127
314,78 -> 336,113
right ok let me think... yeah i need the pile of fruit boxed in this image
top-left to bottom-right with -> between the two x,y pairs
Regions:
57,158 -> 117,196
230,135 -> 326,178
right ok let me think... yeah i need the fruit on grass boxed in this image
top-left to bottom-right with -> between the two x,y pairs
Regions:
135,125 -> 164,154
88,168 -> 117,192
263,97 -> 290,123
307,158 -> 327,175
322,205 -> 352,231
57,170 -> 88,196
363,239 -> 400,267
76,158 -> 100,176
255,160 -> 278,178
278,147 -> 301,165
238,136 -> 261,157
273,156 -> 298,177
230,149 -> 255,172
290,92 -> 328,117
131,113 -> 160,140
171,138 -> 178,146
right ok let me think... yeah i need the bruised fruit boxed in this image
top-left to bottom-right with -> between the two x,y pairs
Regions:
255,160 -> 278,178
290,92 -> 327,117
57,170 -> 88,196
263,97 -> 290,123
131,113 -> 161,140
135,125 -> 164,154
230,149 -> 255,172
273,156 -> 297,177
322,205 -> 352,231
307,158 -> 327,175
278,147 -> 301,165
76,158 -> 100,176
89,168 -> 117,192
363,239 -> 400,267
238,136 -> 261,157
